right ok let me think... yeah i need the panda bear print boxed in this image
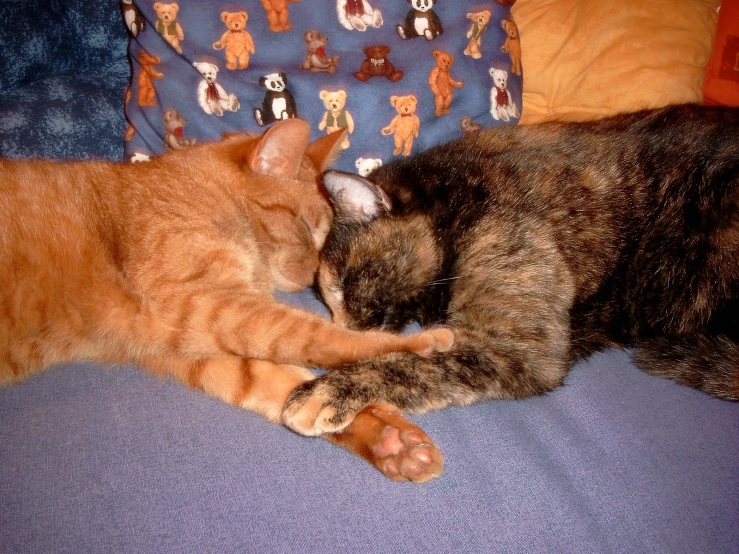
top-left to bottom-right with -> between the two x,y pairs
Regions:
397,0 -> 443,41
254,72 -> 299,126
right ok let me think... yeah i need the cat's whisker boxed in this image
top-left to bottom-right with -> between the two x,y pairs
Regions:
425,276 -> 461,287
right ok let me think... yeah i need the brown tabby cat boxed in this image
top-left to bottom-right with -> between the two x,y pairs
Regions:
0,119 -> 453,483
282,105 -> 739,451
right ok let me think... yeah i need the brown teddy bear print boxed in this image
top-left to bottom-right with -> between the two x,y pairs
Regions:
299,30 -> 339,74
213,11 -> 256,70
354,45 -> 403,82
259,0 -> 300,33
501,17 -> 522,75
153,2 -> 184,54
163,109 -> 196,150
124,86 -> 136,141
463,10 -> 492,59
428,50 -> 464,116
381,94 -> 420,156
137,50 -> 164,107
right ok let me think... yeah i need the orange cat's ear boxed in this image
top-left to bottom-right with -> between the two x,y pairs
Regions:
305,129 -> 349,173
248,119 -> 311,178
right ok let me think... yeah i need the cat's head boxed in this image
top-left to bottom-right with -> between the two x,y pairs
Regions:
222,119 -> 347,292
318,169 -> 444,331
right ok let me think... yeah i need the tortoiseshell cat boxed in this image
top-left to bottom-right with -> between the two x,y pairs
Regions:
0,119 -> 453,483
282,104 -> 739,445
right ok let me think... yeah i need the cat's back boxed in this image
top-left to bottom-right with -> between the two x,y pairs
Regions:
466,105 -> 739,337
0,158 -> 112,252
0,143 -> 242,254
0,158 -> 136,309
368,104 -> 739,309
0,157 -> 129,377
396,104 -> 738,196
381,104 -> 739,239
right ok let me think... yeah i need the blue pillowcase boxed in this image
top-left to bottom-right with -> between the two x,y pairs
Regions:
122,1 -> 523,173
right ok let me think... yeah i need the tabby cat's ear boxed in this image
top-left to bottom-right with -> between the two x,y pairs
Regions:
322,170 -> 391,223
248,119 -> 311,178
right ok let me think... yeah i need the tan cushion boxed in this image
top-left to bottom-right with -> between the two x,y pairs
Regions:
512,0 -> 722,124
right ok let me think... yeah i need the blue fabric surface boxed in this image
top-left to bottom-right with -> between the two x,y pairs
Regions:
0,0 -> 129,160
1,290 -> 738,554
0,65 -> 129,160
0,0 -> 127,94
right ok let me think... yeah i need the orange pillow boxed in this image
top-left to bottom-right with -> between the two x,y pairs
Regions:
703,0 -> 739,106
511,0 -> 722,124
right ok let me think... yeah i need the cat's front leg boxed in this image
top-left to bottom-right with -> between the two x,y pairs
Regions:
282,352 -> 442,436
285,381 -> 445,483
283,341 -> 568,437
141,355 -> 315,423
282,370 -> 375,436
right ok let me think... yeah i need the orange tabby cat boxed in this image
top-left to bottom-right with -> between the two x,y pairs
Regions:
0,119 -> 452,483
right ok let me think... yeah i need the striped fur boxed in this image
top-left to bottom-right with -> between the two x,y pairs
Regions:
0,119 -> 453,483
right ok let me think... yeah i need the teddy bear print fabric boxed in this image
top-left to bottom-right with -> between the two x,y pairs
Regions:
122,0 -> 522,172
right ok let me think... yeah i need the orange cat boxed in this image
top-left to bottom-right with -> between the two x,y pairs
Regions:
0,119 -> 452,483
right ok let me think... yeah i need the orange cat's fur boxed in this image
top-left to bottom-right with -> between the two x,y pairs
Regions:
0,119 -> 452,483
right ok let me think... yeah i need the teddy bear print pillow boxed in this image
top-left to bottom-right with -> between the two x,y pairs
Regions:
121,0 -> 523,173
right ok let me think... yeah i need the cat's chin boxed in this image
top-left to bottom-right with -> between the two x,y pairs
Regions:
274,279 -> 311,293
272,271 -> 315,293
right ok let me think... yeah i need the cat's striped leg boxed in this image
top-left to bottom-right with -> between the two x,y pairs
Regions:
204,301 -> 456,368
127,293 -> 454,369
140,355 -> 312,423
139,355 -> 445,482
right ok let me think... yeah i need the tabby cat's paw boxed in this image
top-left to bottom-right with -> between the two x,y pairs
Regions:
282,379 -> 361,436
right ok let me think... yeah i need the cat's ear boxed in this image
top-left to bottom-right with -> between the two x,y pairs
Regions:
305,129 -> 349,173
248,119 -> 311,178
322,170 -> 391,223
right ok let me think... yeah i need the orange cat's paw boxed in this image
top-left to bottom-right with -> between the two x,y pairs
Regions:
414,327 -> 455,357
364,407 -> 443,483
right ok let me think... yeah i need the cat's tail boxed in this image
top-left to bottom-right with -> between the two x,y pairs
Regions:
633,335 -> 739,401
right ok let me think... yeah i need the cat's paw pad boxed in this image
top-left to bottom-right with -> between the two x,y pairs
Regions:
282,381 -> 355,437
415,327 -> 455,357
370,413 -> 444,483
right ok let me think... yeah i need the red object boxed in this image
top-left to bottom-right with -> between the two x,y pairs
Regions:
494,86 -> 510,107
703,0 -> 739,106
206,82 -> 219,101
345,0 -> 365,17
